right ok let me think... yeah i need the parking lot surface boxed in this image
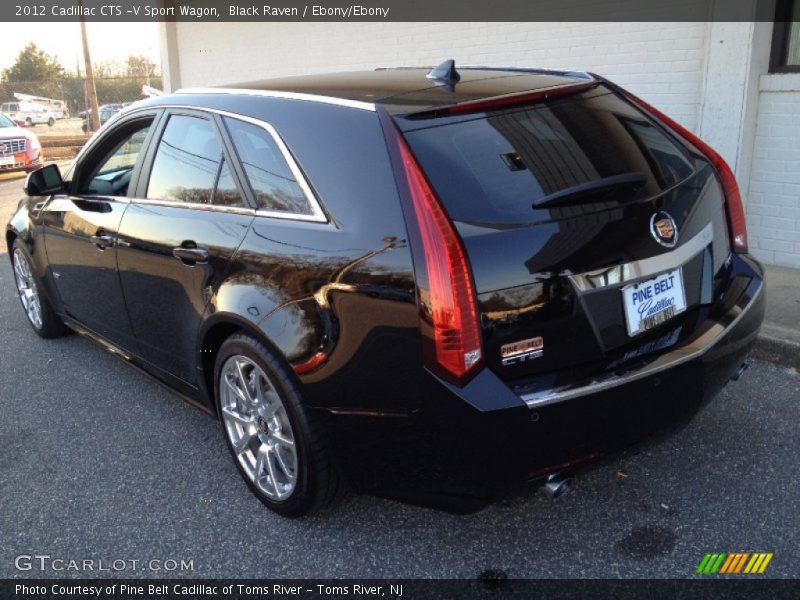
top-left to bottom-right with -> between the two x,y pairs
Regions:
1,174 -> 798,579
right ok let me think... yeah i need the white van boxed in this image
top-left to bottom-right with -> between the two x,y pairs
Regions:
0,101 -> 57,126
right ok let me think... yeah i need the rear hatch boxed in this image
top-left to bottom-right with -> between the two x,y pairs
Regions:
399,84 -> 732,383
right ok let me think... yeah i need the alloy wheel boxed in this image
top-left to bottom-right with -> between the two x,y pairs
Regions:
13,249 -> 43,330
219,355 -> 298,500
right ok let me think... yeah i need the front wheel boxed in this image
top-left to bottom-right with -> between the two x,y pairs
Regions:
11,241 -> 68,338
215,333 -> 343,517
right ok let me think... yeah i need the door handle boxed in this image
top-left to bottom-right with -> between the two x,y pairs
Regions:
173,243 -> 209,265
90,232 -> 114,250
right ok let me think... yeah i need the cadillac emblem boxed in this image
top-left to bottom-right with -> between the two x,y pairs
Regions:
650,211 -> 678,248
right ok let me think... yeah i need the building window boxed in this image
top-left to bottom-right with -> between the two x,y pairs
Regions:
771,0 -> 800,72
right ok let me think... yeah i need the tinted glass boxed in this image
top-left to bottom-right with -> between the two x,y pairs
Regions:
80,122 -> 151,196
214,159 -> 245,207
224,117 -> 311,214
406,88 -> 695,225
0,113 -> 15,127
787,2 -> 800,66
147,115 -> 221,204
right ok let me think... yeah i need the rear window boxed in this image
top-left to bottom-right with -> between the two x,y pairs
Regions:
405,89 -> 694,225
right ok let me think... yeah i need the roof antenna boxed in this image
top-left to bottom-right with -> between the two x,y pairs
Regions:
426,59 -> 460,91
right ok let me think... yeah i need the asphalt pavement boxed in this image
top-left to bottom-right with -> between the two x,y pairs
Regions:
0,173 -> 798,579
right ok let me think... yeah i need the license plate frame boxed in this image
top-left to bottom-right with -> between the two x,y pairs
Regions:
0,156 -> 15,166
622,268 -> 687,337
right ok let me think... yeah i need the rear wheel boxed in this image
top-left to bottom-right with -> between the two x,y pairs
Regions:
11,241 -> 68,338
215,333 -> 343,517
25,117 -> 32,127
47,117 -> 55,126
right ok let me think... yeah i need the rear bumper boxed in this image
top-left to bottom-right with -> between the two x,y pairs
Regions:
328,254 -> 765,511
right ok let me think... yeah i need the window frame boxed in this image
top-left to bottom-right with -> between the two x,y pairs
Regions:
770,0 -> 800,73
136,108 -> 249,211
68,109 -> 163,199
128,105 -> 327,223
219,114 -> 323,220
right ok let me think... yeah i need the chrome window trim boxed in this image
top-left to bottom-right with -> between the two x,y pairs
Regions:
520,279 -> 763,409
104,104 -> 329,224
213,109 -> 328,223
125,197 -> 254,216
176,87 -> 377,112
569,222 -> 714,292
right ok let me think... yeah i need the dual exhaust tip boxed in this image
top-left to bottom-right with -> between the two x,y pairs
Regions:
732,361 -> 750,382
538,361 -> 751,500
540,472 -> 572,499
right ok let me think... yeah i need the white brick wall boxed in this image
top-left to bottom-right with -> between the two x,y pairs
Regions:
747,84 -> 800,268
172,21 -> 709,130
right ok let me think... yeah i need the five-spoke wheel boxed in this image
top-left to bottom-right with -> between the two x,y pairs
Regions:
13,248 -> 43,330
10,241 -> 67,339
219,355 -> 298,500
215,334 -> 342,516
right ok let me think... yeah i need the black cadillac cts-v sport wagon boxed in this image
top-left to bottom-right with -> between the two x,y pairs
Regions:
7,63 -> 764,516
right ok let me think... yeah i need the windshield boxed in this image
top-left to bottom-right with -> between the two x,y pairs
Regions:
0,113 -> 16,128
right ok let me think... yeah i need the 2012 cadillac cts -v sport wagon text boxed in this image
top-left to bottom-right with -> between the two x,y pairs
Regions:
7,62 -> 765,516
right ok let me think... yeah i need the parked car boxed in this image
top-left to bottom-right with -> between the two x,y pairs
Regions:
0,101 -> 57,126
7,62 -> 764,517
80,103 -> 128,132
0,112 -> 42,172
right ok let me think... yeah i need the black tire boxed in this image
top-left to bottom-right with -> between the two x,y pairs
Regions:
25,117 -> 32,127
214,333 -> 344,517
11,240 -> 68,339
47,117 -> 55,126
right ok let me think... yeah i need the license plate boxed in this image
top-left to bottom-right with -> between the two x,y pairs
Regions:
622,269 -> 687,336
0,156 -> 14,166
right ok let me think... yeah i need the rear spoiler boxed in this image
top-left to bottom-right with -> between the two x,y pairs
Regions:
406,79 -> 599,120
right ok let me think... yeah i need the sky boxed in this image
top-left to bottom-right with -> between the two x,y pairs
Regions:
0,22 -> 161,74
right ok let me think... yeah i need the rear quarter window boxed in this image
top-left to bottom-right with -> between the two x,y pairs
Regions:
406,89 -> 695,225
223,117 -> 312,215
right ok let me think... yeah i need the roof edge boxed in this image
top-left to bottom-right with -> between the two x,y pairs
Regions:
175,87 -> 376,112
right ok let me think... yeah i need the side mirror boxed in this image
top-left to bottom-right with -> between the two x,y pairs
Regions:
24,164 -> 66,196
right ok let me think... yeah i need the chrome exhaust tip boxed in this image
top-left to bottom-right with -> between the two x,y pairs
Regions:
731,361 -> 750,382
540,473 -> 572,499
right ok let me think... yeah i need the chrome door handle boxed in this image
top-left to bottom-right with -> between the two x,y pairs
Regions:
90,233 -> 114,250
173,246 -> 209,265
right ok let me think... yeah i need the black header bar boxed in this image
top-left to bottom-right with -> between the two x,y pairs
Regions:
4,579 -> 800,600
1,0 -> 782,23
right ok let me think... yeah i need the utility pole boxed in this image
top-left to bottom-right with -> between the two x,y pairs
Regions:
79,8 -> 100,132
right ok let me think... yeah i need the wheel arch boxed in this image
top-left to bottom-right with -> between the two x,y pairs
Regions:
197,312 -> 297,418
5,229 -> 17,256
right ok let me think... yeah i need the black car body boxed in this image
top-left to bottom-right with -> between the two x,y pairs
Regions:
6,65 -> 765,514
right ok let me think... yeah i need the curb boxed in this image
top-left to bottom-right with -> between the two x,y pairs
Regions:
753,333 -> 800,369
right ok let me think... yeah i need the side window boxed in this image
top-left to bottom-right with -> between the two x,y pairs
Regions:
215,159 -> 245,207
79,121 -> 152,196
223,117 -> 312,215
146,114 -> 243,207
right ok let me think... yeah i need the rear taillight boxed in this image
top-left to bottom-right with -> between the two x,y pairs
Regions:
623,92 -> 748,253
396,136 -> 483,386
